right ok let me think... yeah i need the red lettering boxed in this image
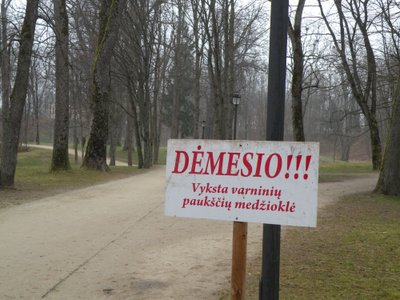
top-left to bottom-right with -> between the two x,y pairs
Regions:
253,153 -> 265,177
225,152 -> 240,176
170,146 -> 300,179
189,147 -> 204,174
203,152 -> 226,175
172,150 -> 189,173
240,152 -> 253,177
265,153 -> 282,178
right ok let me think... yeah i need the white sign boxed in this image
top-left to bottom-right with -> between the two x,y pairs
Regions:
165,139 -> 319,227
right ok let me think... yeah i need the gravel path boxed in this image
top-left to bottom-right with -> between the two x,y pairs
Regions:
0,168 -> 378,299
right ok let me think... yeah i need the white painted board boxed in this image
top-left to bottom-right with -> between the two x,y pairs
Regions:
165,139 -> 319,227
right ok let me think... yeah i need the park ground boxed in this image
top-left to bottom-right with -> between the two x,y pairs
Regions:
0,147 -> 399,299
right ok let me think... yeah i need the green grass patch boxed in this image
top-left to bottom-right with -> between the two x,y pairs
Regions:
0,148 -> 141,208
157,147 -> 167,164
37,142 -> 168,165
238,193 -> 400,300
112,146 -> 167,165
319,160 -> 373,174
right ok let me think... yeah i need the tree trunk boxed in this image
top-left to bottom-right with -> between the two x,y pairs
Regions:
24,93 -> 31,148
132,101 -> 143,169
109,138 -> 116,166
1,0 -> 10,102
152,83 -> 160,164
368,115 -> 382,171
170,1 -> 184,139
127,79 -> 143,168
74,135 -> 79,164
1,0 -> 11,142
0,0 -> 39,188
207,0 -> 225,139
152,26 -> 161,163
108,110 -> 116,167
191,0 -> 201,139
223,0 -> 235,139
340,136 -> 351,162
51,0 -> 71,171
288,0 -> 306,142
205,0 -> 235,140
375,76 -> 400,195
213,37 -> 226,139
33,71 -> 40,145
82,0 -> 126,171
126,111 -> 133,166
139,80 -> 152,168
72,76 -> 79,164
133,110 -> 143,168
81,136 -> 86,162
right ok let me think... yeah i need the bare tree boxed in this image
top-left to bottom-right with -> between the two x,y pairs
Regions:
288,0 -> 306,142
375,73 -> 400,195
318,0 -> 382,169
0,0 -> 39,187
170,0 -> 186,139
190,0 -> 204,139
51,0 -> 71,171
202,0 -> 236,139
82,0 -> 127,171
152,7 -> 166,163
115,0 -> 165,168
1,0 -> 12,123
69,0 -> 99,148
108,87 -> 124,166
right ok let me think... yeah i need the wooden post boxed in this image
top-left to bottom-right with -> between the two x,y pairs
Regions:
231,93 -> 247,300
231,221 -> 248,299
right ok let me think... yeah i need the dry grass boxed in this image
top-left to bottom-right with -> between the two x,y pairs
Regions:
241,193 -> 400,300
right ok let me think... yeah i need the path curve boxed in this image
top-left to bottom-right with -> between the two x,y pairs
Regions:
0,170 -> 377,299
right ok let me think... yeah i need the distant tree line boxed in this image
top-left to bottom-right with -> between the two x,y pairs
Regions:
0,0 -> 399,194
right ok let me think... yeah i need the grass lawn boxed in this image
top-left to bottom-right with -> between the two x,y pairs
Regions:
218,193 -> 400,300
218,157 -> 395,299
279,193 -> 400,300
319,160 -> 376,183
319,160 -> 373,174
0,148 -> 142,208
218,160 -> 399,300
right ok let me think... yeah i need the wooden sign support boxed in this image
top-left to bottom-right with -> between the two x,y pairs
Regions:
231,221 -> 247,299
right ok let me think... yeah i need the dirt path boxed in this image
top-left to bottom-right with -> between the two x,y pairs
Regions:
0,169 -> 377,299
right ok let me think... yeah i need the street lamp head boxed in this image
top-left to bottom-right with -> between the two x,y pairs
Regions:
232,93 -> 241,105
201,120 -> 206,139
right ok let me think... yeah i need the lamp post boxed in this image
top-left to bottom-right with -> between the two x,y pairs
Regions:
232,93 -> 241,140
201,120 -> 206,139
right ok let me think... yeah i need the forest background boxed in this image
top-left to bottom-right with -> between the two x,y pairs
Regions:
0,0 -> 399,194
